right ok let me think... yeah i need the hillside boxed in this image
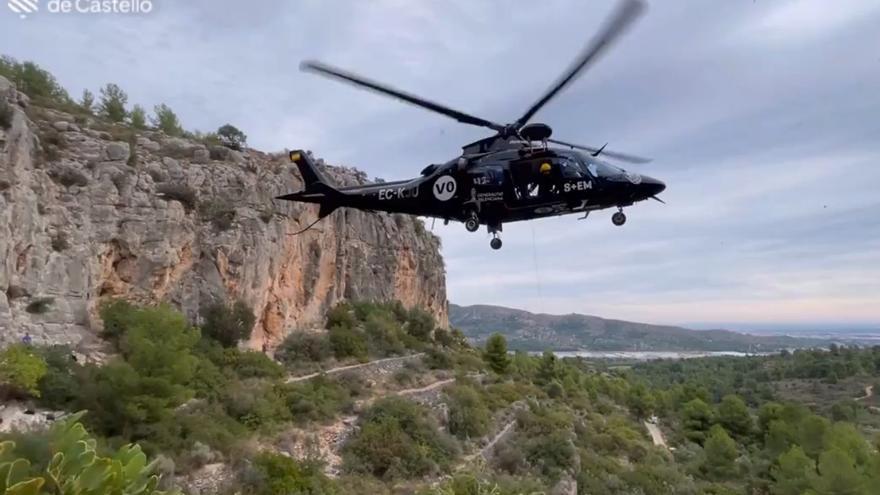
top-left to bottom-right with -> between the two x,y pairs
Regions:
0,74 -> 447,353
450,303 -> 829,352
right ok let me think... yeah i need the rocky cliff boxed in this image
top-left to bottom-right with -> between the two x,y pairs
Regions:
0,76 -> 447,352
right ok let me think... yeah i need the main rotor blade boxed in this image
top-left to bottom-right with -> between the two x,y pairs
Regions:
547,138 -> 651,164
301,60 -> 505,132
513,0 -> 646,129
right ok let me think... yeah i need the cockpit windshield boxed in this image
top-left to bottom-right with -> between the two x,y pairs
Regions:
570,151 -> 625,177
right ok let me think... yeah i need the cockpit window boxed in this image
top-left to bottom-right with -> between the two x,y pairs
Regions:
558,157 -> 585,179
577,153 -> 624,178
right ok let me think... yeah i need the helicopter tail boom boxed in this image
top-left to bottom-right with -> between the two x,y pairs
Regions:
275,150 -> 344,219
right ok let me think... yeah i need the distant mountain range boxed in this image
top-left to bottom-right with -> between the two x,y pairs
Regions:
449,304 -> 831,352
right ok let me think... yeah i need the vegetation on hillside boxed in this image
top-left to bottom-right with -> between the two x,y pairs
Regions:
0,54 -> 248,151
3,298 -> 880,494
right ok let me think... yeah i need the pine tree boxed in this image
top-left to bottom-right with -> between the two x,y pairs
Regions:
98,83 -> 128,122
80,88 -> 94,113
718,394 -> 753,439
130,104 -> 147,129
771,445 -> 814,495
701,425 -> 738,480
483,333 -> 510,374
151,103 -> 183,136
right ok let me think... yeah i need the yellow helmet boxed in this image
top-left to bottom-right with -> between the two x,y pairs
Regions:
540,162 -> 552,174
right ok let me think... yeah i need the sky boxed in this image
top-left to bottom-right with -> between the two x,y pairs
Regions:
2,0 -> 879,331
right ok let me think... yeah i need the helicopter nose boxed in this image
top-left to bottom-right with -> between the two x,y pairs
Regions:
639,176 -> 665,199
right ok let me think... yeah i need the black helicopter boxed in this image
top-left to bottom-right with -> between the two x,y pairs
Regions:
277,0 -> 665,250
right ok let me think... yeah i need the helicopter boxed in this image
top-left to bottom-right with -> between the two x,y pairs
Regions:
277,0 -> 665,250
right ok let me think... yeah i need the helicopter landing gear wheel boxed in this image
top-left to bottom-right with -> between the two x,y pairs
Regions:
612,210 -> 627,226
488,222 -> 502,250
464,210 -> 480,233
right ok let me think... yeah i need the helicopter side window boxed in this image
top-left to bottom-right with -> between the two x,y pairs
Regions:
558,157 -> 585,179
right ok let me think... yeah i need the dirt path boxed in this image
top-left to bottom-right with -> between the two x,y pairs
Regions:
644,421 -> 668,449
477,420 -> 516,460
285,353 -> 424,383
395,377 -> 455,396
856,384 -> 874,401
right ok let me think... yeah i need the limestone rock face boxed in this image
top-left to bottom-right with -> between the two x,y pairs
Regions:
0,77 -> 447,353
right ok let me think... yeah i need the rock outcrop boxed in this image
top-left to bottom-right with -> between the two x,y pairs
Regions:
0,77 -> 447,353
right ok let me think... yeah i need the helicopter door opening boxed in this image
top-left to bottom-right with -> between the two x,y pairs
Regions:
510,159 -> 562,204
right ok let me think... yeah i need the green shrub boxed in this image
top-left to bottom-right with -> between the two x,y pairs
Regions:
217,123 -> 247,151
424,347 -> 454,370
328,324 -> 368,360
223,348 -> 283,379
222,379 -> 290,431
200,299 -> 254,348
242,452 -> 338,495
151,103 -> 182,136
404,307 -> 435,342
281,375 -> 354,423
446,384 -> 490,439
364,311 -> 406,356
130,104 -> 147,129
276,331 -> 332,365
0,56 -> 70,102
343,397 -> 458,479
198,198 -> 236,230
156,183 -> 197,212
0,412 -> 181,494
326,302 -> 357,329
483,334 -> 510,374
98,83 -> 128,122
80,88 -> 94,113
25,297 -> 54,314
35,345 -> 80,409
100,298 -> 138,342
0,344 -> 48,398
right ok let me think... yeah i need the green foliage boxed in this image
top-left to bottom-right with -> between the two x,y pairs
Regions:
681,398 -> 715,444
0,56 -> 70,103
812,448 -> 866,495
221,379 -> 290,431
242,452 -> 337,495
151,104 -> 182,136
80,89 -> 94,113
198,198 -> 236,231
130,104 -> 147,129
328,324 -> 368,361
98,83 -> 128,122
771,445 -> 814,495
343,397 -> 458,479
223,349 -> 284,379
35,345 -> 80,410
483,334 -> 510,374
446,384 -> 490,439
216,124 -> 247,150
0,412 -> 179,494
0,344 -> 48,398
534,351 -> 559,384
276,332 -> 332,365
280,376 -> 355,423
717,394 -> 753,440
701,425 -> 738,480
200,300 -> 254,347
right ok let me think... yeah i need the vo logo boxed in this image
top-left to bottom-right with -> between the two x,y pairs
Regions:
433,176 -> 457,201
8,0 -> 38,18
